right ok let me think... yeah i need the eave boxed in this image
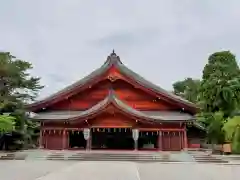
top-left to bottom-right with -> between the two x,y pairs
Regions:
32,90 -> 196,124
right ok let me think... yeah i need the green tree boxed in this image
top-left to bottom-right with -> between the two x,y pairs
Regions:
196,112 -> 213,127
223,115 -> 240,142
0,52 -> 43,106
0,52 -> 43,149
207,111 -> 225,145
173,78 -> 201,103
232,125 -> 240,154
199,51 -> 240,117
0,114 -> 15,133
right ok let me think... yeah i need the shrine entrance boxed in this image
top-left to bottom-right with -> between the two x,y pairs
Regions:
69,130 -> 86,149
91,128 -> 134,150
138,131 -> 159,150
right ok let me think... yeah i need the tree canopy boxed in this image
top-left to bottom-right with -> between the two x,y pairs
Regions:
199,51 -> 240,117
0,52 -> 43,112
232,125 -> 240,154
173,78 -> 201,103
172,51 -> 240,151
0,52 -> 43,148
0,114 -> 15,133
223,115 -> 240,142
206,111 -> 225,144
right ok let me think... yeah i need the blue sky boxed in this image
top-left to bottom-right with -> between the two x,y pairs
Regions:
1,0 -> 240,99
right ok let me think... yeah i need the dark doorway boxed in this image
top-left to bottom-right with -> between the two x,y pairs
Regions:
91,128 -> 134,150
138,131 -> 158,150
69,131 -> 86,149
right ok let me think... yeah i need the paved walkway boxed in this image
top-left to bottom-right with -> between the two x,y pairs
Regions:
0,160 -> 239,180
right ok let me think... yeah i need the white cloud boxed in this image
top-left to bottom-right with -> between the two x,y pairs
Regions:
1,0 -> 240,98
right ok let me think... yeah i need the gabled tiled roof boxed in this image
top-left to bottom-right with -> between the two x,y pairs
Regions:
32,90 -> 195,123
28,51 -> 197,112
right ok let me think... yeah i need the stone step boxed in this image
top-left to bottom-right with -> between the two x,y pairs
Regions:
187,152 -> 228,163
43,152 -> 172,162
70,154 -> 161,158
47,156 -> 166,159
0,153 -> 15,160
0,154 -> 27,160
68,155 -> 165,159
46,157 -> 174,162
46,153 -> 164,157
0,151 -> 174,162
66,159 -> 175,162
58,156 -> 166,159
225,157 -> 240,160
194,158 -> 227,162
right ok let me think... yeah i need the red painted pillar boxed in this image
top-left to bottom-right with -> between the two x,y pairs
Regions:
181,131 -> 185,149
89,132 -> 92,150
39,129 -> 43,148
168,132 -> 171,150
158,131 -> 162,151
184,128 -> 188,149
178,131 -> 182,150
39,121 -> 43,149
181,131 -> 183,149
179,131 -> 182,150
62,129 -> 67,149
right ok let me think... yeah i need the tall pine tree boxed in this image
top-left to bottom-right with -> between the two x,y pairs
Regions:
0,52 -> 43,148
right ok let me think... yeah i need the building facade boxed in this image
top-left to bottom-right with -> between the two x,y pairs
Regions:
28,52 -> 203,151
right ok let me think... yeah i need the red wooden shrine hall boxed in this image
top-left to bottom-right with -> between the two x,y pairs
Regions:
28,51 -> 204,151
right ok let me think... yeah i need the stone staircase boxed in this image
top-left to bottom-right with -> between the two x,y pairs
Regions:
0,153 -> 15,160
65,152 -> 174,162
187,151 -> 228,163
0,150 -> 178,162
213,155 -> 240,164
0,152 -> 27,160
46,152 -> 65,160
221,155 -> 240,161
45,151 -> 177,162
1,150 -> 232,163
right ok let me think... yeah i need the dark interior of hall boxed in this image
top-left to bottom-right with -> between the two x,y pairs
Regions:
69,131 -> 86,149
91,128 -> 134,150
138,131 -> 158,150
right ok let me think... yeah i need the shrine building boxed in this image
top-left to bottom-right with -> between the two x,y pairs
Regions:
28,51 -> 204,151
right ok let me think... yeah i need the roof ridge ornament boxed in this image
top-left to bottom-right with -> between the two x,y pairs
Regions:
111,49 -> 116,56
108,49 -> 123,64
